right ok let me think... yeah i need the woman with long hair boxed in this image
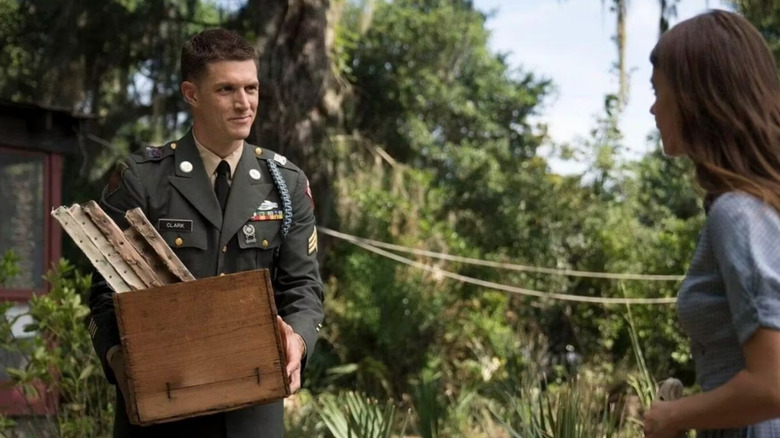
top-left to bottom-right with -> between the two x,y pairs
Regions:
643,9 -> 780,438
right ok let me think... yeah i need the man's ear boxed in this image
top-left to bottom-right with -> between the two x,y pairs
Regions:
181,81 -> 198,106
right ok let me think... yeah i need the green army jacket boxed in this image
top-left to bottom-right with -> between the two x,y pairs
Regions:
87,131 -> 324,437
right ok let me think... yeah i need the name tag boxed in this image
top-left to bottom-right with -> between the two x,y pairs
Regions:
158,219 -> 193,232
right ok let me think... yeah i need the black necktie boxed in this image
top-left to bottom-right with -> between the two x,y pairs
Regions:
215,160 -> 230,212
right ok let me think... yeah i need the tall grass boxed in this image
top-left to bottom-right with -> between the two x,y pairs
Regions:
495,376 -> 623,438
303,308 -> 660,437
316,391 -> 408,438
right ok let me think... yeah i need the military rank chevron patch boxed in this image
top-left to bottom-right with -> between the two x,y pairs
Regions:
308,228 -> 318,255
88,317 -> 97,339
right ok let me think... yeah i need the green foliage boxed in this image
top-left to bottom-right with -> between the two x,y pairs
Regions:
733,1 -> 780,64
0,0 -> 726,435
316,4 -> 703,435
284,390 -> 324,437
498,379 -> 623,438
490,311 -> 664,438
0,251 -> 20,286
410,372 -> 446,438
625,304 -> 657,407
316,391 -> 408,438
0,259 -> 113,437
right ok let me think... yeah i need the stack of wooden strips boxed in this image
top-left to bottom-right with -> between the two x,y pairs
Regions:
51,202 -> 195,291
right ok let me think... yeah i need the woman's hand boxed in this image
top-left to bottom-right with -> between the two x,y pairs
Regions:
643,400 -> 686,438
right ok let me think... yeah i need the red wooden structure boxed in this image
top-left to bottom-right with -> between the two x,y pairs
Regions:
0,100 -> 85,414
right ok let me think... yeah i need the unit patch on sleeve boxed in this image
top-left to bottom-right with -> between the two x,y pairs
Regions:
305,178 -> 315,208
106,162 -> 129,197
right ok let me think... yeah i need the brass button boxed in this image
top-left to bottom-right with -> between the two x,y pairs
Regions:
262,239 -> 269,248
170,142 -> 177,150
255,147 -> 263,156
222,245 -> 227,253
175,237 -> 183,246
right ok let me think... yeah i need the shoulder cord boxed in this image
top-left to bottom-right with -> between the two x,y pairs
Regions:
266,160 -> 293,238
267,160 -> 293,277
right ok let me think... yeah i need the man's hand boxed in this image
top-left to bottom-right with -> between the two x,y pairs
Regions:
108,348 -> 131,403
277,316 -> 306,393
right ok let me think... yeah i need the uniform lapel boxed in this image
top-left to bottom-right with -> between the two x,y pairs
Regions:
168,132 -> 223,229
220,143 -> 275,247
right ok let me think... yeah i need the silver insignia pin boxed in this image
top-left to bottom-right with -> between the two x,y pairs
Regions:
243,224 -> 256,244
273,153 -> 287,165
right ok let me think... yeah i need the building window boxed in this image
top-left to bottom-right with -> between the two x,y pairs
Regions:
0,148 -> 55,415
0,148 -> 48,294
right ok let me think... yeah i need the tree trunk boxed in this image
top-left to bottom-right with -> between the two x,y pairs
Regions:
615,0 -> 628,111
234,0 -> 348,227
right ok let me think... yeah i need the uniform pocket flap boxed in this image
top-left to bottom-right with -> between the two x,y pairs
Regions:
237,221 -> 282,250
158,220 -> 208,250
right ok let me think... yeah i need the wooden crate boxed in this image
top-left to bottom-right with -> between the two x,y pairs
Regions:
113,269 -> 290,425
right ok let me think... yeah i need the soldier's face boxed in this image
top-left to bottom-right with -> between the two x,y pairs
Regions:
183,60 -> 259,147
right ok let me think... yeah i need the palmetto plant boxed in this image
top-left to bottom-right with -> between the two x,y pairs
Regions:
317,391 -> 408,438
410,373 -> 447,438
493,304 -> 662,438
497,377 -> 622,438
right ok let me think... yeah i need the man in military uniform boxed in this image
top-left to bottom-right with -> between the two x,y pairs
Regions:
87,28 -> 324,437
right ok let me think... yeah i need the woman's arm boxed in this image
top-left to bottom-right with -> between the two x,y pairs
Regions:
645,328 -> 780,437
646,194 -> 780,437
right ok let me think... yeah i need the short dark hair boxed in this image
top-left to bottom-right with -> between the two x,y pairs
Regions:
180,28 -> 258,82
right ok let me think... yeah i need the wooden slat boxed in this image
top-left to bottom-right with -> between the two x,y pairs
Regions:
125,208 -> 195,282
81,201 -> 163,288
137,373 -> 287,425
68,204 -> 146,291
123,227 -> 180,285
50,206 -> 131,293
114,270 -> 288,425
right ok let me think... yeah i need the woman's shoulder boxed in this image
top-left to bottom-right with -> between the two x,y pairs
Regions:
710,191 -> 768,209
707,191 -> 780,235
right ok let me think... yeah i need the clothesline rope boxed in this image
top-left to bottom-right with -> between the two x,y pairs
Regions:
317,227 -> 684,281
318,227 -> 678,305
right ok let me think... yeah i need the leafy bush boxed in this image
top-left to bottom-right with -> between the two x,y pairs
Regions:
317,391 -> 408,438
0,257 -> 113,437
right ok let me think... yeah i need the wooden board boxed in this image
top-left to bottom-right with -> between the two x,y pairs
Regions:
51,206 -> 132,293
114,269 -> 289,425
68,204 -> 146,291
125,208 -> 195,282
123,227 -> 180,285
81,201 -> 163,288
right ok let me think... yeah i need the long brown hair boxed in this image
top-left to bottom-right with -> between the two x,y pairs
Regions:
650,9 -> 780,212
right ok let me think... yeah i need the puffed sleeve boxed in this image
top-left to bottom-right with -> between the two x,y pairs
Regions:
708,192 -> 780,344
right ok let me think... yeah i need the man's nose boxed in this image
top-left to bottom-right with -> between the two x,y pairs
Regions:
235,90 -> 249,109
